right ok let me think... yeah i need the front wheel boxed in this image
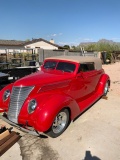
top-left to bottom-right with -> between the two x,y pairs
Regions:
45,109 -> 70,138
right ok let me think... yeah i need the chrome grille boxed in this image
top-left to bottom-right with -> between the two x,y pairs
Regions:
8,86 -> 34,123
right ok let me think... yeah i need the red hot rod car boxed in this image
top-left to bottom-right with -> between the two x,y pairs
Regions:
0,56 -> 110,138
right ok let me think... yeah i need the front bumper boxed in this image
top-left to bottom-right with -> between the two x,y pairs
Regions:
0,114 -> 39,136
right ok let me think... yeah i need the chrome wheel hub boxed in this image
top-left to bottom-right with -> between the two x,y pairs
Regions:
104,82 -> 108,94
52,112 -> 67,134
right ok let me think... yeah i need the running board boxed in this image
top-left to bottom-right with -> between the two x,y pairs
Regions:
78,93 -> 101,112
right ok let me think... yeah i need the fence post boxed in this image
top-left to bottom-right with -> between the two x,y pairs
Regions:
64,50 -> 68,56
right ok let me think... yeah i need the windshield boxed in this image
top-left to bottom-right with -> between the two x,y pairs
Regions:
43,60 -> 76,73
56,62 -> 75,72
43,61 -> 57,69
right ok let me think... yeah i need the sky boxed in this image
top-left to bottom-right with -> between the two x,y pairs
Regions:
0,0 -> 120,46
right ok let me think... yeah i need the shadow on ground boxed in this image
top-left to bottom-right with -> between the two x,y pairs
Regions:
83,151 -> 101,160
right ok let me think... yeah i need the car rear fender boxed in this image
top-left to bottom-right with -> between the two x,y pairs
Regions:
34,93 -> 80,132
96,74 -> 110,95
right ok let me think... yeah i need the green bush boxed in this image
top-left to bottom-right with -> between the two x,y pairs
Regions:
106,52 -> 111,60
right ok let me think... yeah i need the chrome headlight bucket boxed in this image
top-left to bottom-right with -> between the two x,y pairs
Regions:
3,90 -> 11,101
28,99 -> 37,114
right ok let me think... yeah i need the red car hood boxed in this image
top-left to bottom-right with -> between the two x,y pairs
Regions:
14,70 -> 74,87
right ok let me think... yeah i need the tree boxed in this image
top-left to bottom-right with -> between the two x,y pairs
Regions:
63,45 -> 70,50
25,39 -> 30,42
71,46 -> 76,50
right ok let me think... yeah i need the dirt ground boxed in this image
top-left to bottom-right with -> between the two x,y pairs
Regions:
102,62 -> 120,96
1,62 -> 120,160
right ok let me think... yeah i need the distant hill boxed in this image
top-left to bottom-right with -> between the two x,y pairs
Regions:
80,39 -> 120,46
79,39 -> 120,52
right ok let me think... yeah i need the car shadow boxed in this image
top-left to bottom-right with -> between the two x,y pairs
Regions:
38,134 -> 48,138
83,151 -> 101,160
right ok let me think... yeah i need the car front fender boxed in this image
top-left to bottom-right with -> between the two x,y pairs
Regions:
0,83 -> 13,112
33,93 -> 80,132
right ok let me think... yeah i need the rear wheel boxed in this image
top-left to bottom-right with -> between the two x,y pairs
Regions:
46,109 -> 70,138
103,81 -> 109,96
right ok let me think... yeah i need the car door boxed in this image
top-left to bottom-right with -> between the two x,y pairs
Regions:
69,63 -> 100,102
67,66 -> 88,103
78,63 -> 101,95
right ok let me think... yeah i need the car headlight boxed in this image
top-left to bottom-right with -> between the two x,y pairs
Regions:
28,99 -> 37,114
3,90 -> 11,101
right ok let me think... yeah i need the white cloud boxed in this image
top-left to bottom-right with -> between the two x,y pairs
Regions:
58,41 -> 79,46
47,33 -> 63,37
83,38 -> 93,42
77,37 -> 93,42
51,34 -> 57,37
58,42 -> 67,45
56,37 -> 93,46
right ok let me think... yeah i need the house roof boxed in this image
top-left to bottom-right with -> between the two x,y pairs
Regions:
0,40 -> 25,46
0,38 -> 63,49
24,38 -> 62,48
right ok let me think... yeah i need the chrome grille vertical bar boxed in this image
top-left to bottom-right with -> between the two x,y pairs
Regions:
8,86 -> 34,123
